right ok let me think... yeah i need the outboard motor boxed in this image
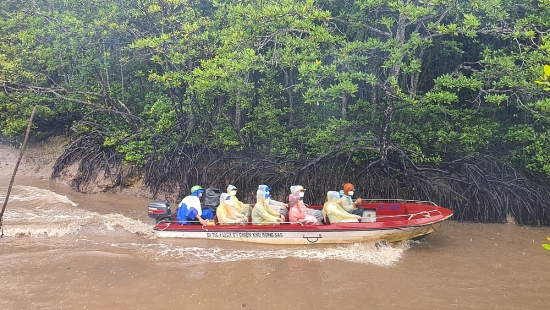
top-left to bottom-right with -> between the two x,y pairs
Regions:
148,201 -> 172,223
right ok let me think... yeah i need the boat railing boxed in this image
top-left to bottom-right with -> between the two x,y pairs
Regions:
360,208 -> 443,222
156,219 -> 305,227
212,221 -> 304,226
360,198 -> 439,206
156,209 -> 443,227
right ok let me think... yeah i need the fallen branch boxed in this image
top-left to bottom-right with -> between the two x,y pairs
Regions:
0,106 -> 37,237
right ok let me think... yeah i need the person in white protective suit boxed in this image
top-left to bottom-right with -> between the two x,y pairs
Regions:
323,191 -> 361,223
252,189 -> 284,225
257,184 -> 288,217
216,193 -> 248,224
227,184 -> 251,218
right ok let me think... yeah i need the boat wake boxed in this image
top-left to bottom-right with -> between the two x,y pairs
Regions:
1,185 -> 155,238
138,240 -> 411,267
0,185 -> 78,206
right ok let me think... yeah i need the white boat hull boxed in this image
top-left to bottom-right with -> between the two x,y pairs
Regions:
154,223 -> 442,245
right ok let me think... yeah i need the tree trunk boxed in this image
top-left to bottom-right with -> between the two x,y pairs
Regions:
284,70 -> 294,129
341,91 -> 347,120
379,11 -> 407,164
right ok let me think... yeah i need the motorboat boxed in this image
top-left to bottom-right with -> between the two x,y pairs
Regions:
147,199 -> 453,245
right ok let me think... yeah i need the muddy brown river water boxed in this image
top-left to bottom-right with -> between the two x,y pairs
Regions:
1,177 -> 549,309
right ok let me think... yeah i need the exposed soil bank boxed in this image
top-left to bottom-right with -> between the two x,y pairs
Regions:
0,136 -> 154,200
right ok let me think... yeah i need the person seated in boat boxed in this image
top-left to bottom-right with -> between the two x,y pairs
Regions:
288,191 -> 321,225
289,185 -> 324,224
340,183 -> 365,218
258,184 -> 288,217
252,189 -> 285,225
216,193 -> 248,224
176,185 -> 214,225
227,184 -> 251,218
323,191 -> 361,223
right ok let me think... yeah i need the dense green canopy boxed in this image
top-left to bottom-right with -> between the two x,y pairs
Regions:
1,0 -> 550,225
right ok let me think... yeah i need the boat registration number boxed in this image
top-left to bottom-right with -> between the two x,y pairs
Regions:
206,232 -> 284,238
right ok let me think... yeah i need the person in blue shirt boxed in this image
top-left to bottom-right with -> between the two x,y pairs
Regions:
177,185 -> 214,225
340,183 -> 365,218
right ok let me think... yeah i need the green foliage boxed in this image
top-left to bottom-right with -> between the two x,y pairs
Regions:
306,117 -> 353,157
543,236 -> 550,251
1,0 -> 550,185
505,123 -> 550,176
535,65 -> 550,91
392,103 -> 501,162
117,136 -> 154,167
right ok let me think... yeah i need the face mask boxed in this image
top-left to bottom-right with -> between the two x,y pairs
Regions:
229,190 -> 237,196
198,193 -> 203,198
226,200 -> 234,206
299,192 -> 305,198
265,198 -> 271,204
348,191 -> 354,196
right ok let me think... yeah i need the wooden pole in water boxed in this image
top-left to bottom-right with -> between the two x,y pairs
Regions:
0,106 -> 37,237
